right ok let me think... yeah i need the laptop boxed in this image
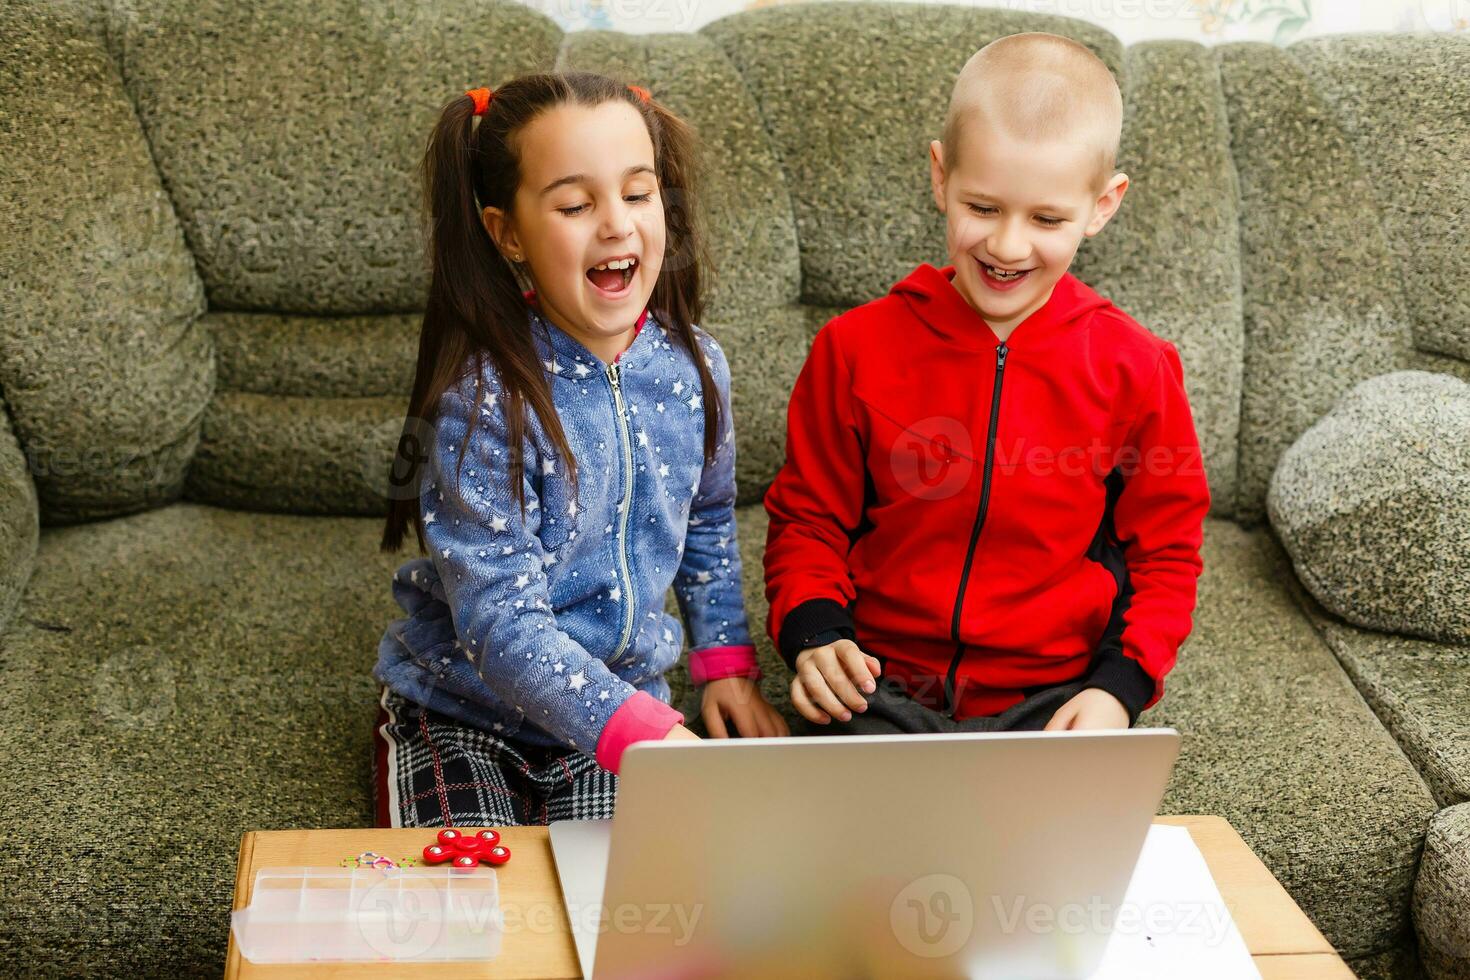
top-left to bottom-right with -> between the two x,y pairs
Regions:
549,728 -> 1179,979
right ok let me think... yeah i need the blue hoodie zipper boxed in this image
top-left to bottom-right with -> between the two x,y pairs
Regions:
606,360 -> 637,666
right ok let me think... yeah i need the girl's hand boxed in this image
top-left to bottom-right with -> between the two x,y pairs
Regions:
1043,687 -> 1130,730
662,723 -> 701,741
791,639 -> 882,724
701,677 -> 790,738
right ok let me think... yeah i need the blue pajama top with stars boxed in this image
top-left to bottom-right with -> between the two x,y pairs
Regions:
373,301 -> 759,774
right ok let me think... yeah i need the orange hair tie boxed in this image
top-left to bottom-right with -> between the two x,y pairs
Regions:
627,84 -> 652,105
466,87 -> 494,116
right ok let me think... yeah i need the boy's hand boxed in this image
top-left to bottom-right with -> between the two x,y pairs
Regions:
791,639 -> 882,724
701,677 -> 791,738
1043,687 -> 1130,730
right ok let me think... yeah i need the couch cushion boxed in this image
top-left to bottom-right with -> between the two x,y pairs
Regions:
1215,41 -> 1422,524
0,0 -> 209,523
557,30 -> 801,319
112,0 -> 562,313
1269,371 -> 1470,646
1293,588 -> 1470,810
0,504 -> 400,973
209,311 -> 418,399
184,392 -> 407,514
1289,35 -> 1470,365
1415,803 -> 1470,980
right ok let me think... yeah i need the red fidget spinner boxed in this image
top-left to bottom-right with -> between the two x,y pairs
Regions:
421,828 -> 512,869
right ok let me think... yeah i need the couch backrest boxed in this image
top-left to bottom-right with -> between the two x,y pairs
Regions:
1215,37 -> 1470,522
0,0 -> 209,526
108,0 -> 564,314
7,0 -> 1468,529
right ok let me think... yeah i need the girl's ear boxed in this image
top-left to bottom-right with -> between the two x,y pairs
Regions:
481,206 -> 523,262
928,139 -> 948,214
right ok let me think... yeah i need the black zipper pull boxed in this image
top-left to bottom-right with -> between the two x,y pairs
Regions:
997,342 -> 1009,369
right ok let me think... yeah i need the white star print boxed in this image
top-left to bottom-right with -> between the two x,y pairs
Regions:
637,431 -> 649,447
568,499 -> 578,518
574,362 -> 592,377
687,395 -> 701,411
658,463 -> 670,478
609,586 -> 622,601
486,515 -> 508,533
695,570 -> 713,583
543,459 -> 556,475
424,510 -> 436,524
441,547 -> 452,559
672,380 -> 684,395
513,573 -> 531,589
481,391 -> 497,413
552,660 -> 565,674
598,689 -> 610,701
568,670 -> 589,693
544,357 -> 561,375
656,402 -> 666,413
542,552 -> 558,567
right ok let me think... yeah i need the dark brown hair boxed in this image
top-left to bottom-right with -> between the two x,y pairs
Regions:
381,71 -> 719,555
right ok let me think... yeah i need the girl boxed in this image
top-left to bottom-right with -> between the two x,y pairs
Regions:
371,72 -> 787,829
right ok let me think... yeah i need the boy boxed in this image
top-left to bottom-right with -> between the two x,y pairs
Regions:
763,32 -> 1211,734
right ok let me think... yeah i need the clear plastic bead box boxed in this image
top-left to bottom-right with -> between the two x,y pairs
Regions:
231,865 -> 503,963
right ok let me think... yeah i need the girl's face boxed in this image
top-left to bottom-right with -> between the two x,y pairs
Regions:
482,100 -> 665,365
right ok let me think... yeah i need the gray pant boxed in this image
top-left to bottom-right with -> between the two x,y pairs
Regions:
798,677 -> 1099,737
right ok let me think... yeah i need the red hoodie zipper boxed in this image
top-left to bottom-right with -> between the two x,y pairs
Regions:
943,340 -> 1009,717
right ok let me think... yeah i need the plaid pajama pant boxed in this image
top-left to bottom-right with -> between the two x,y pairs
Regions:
371,685 -> 619,828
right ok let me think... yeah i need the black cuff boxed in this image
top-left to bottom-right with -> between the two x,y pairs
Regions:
776,598 -> 855,671
1083,650 -> 1155,725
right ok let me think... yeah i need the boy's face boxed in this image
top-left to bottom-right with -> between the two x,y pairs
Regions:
929,121 -> 1128,338
482,100 -> 665,363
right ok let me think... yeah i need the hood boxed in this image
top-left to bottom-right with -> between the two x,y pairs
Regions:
890,263 -> 1111,351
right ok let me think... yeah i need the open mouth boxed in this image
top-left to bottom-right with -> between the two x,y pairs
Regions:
586,256 -> 638,298
977,259 -> 1032,289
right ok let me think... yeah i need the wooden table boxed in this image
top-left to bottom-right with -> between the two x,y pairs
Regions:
225,815 -> 1352,979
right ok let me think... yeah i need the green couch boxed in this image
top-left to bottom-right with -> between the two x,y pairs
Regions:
2,0 -> 1467,975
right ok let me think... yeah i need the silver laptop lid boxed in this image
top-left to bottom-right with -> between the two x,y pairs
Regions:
590,729 -> 1179,979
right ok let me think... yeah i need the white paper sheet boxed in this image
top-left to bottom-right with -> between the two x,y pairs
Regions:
1089,824 -> 1261,978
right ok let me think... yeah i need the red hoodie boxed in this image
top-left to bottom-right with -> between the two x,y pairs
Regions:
763,263 -> 1211,722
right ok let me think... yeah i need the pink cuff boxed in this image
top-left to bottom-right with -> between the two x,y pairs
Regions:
688,645 -> 761,685
594,690 -> 684,774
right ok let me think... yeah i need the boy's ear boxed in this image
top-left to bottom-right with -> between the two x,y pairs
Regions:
928,139 -> 947,213
1083,172 -> 1129,238
480,206 -> 522,261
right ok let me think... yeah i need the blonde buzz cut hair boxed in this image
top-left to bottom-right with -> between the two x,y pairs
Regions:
941,32 -> 1123,193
